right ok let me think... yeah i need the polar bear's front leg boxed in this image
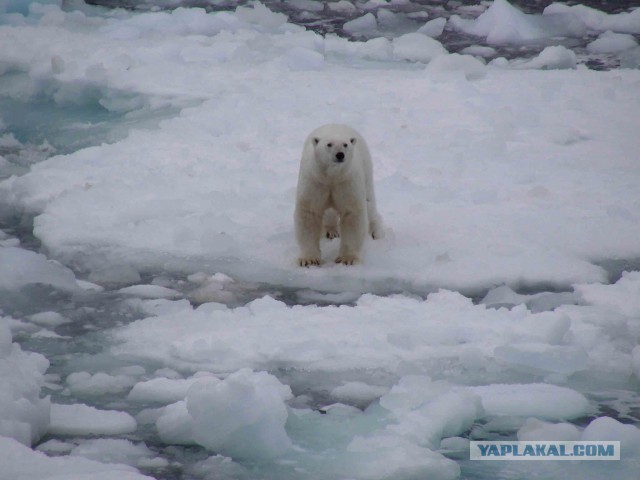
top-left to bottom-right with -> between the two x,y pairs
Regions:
295,205 -> 323,266
335,209 -> 367,265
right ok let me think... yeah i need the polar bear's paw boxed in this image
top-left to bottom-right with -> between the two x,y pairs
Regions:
335,254 -> 360,266
370,220 -> 385,240
299,257 -> 321,267
325,227 -> 340,240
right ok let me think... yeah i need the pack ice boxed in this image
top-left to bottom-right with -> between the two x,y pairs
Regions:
0,1 -> 640,479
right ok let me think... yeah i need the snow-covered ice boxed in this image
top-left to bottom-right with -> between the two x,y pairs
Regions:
117,285 -> 181,300
543,3 -> 640,34
418,17 -> 446,38
27,311 -> 71,327
49,403 -> 137,436
392,32 -> 447,62
1,1 -> 640,479
513,45 -> 578,69
343,12 -> 377,35
451,0 -> 640,45
69,438 -> 168,469
587,30 -> 639,53
1,3 -> 639,293
0,247 -> 79,292
182,369 -> 293,460
104,271 -> 640,475
0,323 -> 50,446
127,371 -> 216,403
66,371 -> 137,396
110,273 -> 640,384
517,417 -> 581,441
0,436 -> 154,480
465,383 -> 589,419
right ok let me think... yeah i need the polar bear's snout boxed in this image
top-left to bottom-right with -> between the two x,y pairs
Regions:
335,152 -> 345,162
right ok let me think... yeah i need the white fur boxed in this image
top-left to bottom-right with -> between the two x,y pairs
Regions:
294,124 -> 384,266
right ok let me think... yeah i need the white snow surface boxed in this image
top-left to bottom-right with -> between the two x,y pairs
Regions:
48,403 -> 137,436
0,2 -> 639,294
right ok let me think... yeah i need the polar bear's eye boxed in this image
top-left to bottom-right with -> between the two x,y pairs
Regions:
343,143 -> 348,148
327,143 -> 333,148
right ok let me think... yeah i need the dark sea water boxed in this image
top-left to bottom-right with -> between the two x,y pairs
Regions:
82,0 -> 640,15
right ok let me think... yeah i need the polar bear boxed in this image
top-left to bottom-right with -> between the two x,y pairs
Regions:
295,124 -> 384,266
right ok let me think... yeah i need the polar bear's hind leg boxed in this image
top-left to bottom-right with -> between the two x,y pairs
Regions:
335,209 -> 367,265
322,208 -> 340,239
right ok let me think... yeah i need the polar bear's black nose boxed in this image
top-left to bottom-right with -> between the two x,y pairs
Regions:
335,152 -> 345,162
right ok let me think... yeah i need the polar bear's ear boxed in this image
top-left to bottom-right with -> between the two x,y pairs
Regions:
350,138 -> 356,145
313,138 -> 320,146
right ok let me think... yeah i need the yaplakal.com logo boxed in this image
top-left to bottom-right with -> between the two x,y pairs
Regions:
470,441 -> 620,461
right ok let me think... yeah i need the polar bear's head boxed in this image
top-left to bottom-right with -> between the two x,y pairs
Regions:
312,135 -> 357,166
